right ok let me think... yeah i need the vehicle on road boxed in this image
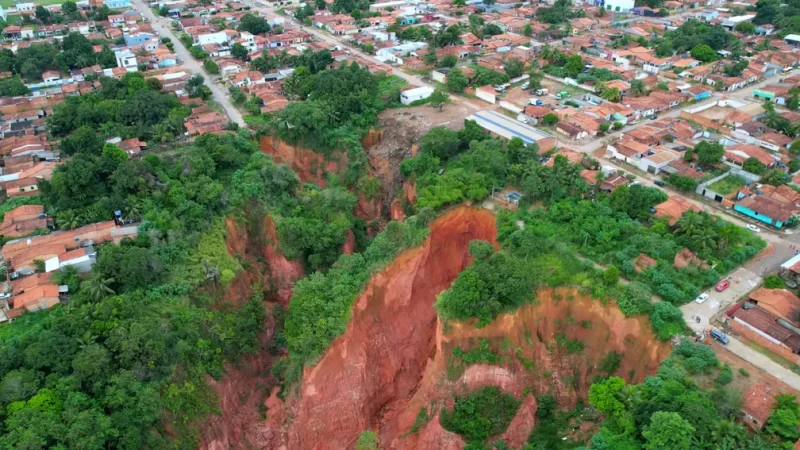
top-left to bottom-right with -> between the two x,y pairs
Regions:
715,280 -> 730,292
654,180 -> 666,187
746,224 -> 761,233
516,114 -> 528,124
695,293 -> 709,304
535,88 -> 549,96
710,329 -> 730,345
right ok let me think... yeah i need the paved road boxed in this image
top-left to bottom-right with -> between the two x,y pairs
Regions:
131,0 -> 246,126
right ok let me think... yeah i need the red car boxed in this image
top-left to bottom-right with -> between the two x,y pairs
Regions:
715,280 -> 730,292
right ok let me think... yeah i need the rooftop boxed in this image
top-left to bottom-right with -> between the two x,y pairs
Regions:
466,110 -> 554,145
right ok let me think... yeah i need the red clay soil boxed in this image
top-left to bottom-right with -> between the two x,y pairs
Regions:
276,206 -> 498,450
390,201 -> 404,222
205,207 -> 670,450
385,288 -> 670,449
355,191 -> 383,224
260,136 -> 345,187
223,216 -> 304,306
198,215 -> 304,450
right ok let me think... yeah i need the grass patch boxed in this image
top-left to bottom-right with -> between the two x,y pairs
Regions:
554,333 -> 584,354
746,341 -> 800,373
1,0 -> 63,6
708,175 -> 745,196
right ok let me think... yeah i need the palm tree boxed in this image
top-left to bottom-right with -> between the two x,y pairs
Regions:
675,212 -> 703,237
773,393 -> 799,413
85,276 -> 115,302
57,210 -> 82,230
152,123 -> 174,144
124,198 -> 144,220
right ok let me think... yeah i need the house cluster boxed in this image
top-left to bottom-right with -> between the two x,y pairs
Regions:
0,217 -> 137,322
605,118 -> 699,175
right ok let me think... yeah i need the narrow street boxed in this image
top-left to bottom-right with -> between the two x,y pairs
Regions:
130,0 -> 246,126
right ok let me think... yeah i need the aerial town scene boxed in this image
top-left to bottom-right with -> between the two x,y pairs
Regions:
0,0 -> 796,446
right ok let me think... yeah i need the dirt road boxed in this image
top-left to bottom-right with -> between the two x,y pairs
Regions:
130,0 -> 246,126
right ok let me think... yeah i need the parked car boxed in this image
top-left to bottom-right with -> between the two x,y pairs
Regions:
746,224 -> 761,233
521,82 -> 530,90
494,85 -> 506,93
695,293 -> 709,304
516,114 -> 528,124
715,280 -> 730,292
654,180 -> 666,187
535,88 -> 549,96
710,329 -> 730,345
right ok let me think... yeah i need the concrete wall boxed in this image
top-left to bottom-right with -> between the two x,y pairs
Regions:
730,319 -> 800,365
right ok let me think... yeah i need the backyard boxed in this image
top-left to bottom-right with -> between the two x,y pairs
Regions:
708,175 -> 746,196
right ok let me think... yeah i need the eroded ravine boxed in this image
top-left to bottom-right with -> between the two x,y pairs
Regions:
282,206 -> 498,449
201,206 -> 671,450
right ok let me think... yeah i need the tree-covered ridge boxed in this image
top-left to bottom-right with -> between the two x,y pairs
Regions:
436,240 -> 537,326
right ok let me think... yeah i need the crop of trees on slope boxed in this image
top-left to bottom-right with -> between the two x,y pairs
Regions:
4,56 -> 421,444
583,340 -> 798,450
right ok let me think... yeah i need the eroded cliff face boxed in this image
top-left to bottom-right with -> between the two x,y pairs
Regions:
388,289 -> 671,449
260,136 -> 346,188
277,206 -> 498,450
198,215 -> 304,450
202,206 -> 670,450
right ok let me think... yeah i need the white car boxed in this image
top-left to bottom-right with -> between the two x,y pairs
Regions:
695,293 -> 709,304
521,82 -> 530,90
746,224 -> 761,233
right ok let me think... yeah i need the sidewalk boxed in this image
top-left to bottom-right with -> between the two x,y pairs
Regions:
724,337 -> 800,391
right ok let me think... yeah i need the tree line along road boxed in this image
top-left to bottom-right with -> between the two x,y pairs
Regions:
130,0 -> 246,127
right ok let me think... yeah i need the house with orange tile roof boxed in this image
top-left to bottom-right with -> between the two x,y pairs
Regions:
742,383 -> 779,431
724,144 -> 778,168
0,205 -> 48,239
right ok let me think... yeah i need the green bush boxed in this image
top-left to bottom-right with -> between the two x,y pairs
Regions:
764,275 -> 785,289
440,387 -> 520,442
436,241 -> 537,327
715,365 -> 733,385
453,338 -> 500,365
674,340 -> 718,374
